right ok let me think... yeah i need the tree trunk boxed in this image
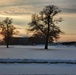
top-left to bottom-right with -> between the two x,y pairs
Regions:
45,35 -> 48,49
6,24 -> 9,48
44,16 -> 50,49
6,42 -> 9,48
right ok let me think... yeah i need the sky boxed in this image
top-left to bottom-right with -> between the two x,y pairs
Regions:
0,0 -> 76,42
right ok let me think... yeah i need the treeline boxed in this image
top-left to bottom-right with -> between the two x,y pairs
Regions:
0,36 -> 76,46
56,41 -> 76,46
0,37 -> 47,45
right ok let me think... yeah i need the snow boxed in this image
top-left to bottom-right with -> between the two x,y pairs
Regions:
0,45 -> 76,74
0,45 -> 76,60
0,59 -> 76,64
0,64 -> 76,75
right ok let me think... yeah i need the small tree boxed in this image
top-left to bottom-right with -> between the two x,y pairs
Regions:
0,17 -> 17,48
29,5 -> 63,49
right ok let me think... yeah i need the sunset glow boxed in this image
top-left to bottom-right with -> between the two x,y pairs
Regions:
0,0 -> 76,42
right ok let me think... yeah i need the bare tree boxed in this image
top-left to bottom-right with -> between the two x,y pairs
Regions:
28,5 -> 63,49
0,17 -> 17,48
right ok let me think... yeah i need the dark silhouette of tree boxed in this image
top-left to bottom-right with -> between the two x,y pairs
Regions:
0,17 -> 17,48
28,5 -> 63,49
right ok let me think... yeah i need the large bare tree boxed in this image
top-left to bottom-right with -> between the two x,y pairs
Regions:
29,5 -> 63,49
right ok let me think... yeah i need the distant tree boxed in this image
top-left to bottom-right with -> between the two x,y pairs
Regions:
0,17 -> 17,48
28,5 -> 63,49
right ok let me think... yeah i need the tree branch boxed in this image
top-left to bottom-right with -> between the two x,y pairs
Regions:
35,22 -> 47,36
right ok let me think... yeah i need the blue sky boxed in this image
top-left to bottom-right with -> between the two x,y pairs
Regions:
0,0 -> 76,41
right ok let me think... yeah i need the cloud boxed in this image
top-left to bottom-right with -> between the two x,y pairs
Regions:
0,5 -> 36,15
61,0 -> 76,5
0,14 -> 31,26
0,0 -> 18,7
0,0 -> 76,15
60,4 -> 76,14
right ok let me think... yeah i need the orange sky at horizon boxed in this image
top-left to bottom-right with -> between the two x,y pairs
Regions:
0,35 -> 3,41
57,34 -> 76,42
0,33 -> 76,42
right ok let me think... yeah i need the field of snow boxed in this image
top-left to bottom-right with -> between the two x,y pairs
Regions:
0,45 -> 76,60
0,64 -> 76,75
0,45 -> 76,75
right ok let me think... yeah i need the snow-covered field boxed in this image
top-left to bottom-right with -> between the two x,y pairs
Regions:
0,45 -> 76,75
0,45 -> 76,60
0,64 -> 76,75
